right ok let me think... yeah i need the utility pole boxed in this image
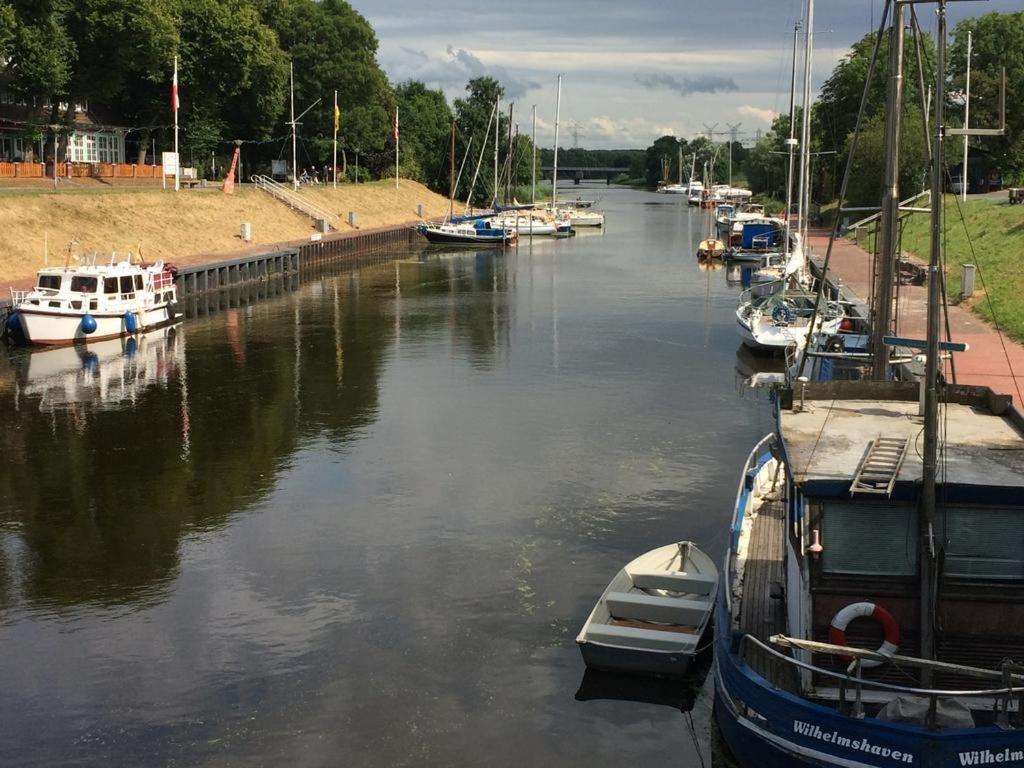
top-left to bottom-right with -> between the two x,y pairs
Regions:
961,29 -> 972,201
726,122 -> 742,187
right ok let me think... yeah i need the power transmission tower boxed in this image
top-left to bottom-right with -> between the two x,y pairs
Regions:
569,121 -> 585,149
726,122 -> 742,187
701,123 -> 719,185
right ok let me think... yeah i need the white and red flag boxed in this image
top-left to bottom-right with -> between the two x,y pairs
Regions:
172,58 -> 180,112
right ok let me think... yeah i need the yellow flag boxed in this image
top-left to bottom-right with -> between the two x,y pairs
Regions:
334,105 -> 340,133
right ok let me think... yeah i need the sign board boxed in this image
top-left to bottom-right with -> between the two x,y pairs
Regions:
271,159 -> 289,180
161,152 -> 179,176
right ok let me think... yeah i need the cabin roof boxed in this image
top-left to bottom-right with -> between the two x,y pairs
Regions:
781,397 -> 1024,491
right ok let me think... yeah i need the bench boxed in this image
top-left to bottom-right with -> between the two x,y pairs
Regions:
586,623 -> 700,652
606,592 -> 710,626
630,570 -> 717,595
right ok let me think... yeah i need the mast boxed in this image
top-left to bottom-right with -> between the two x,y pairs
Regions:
290,61 -> 298,192
961,29 -> 972,202
532,105 -> 537,205
678,143 -> 683,186
872,3 -> 906,379
506,102 -> 514,205
784,22 -> 800,254
467,102 -> 496,210
448,116 -> 455,222
493,96 -> 499,208
797,0 -> 814,248
553,74 -> 562,206
920,0 -> 948,677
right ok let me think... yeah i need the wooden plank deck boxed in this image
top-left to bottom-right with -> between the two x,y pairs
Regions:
739,498 -> 797,692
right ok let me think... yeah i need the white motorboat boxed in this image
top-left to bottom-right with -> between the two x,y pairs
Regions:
577,541 -> 717,677
8,254 -> 179,347
566,209 -> 604,228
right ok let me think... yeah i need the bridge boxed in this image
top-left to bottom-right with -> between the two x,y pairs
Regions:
539,166 -> 629,184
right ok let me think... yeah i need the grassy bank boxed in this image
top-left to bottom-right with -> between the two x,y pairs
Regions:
899,197 -> 1024,341
0,180 -> 451,285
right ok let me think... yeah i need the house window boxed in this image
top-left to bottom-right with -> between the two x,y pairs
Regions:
821,502 -> 918,576
940,505 -> 1024,580
96,134 -> 121,163
0,135 -> 22,161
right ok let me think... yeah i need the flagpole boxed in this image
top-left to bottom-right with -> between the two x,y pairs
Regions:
291,62 -> 298,192
395,106 -> 399,189
173,55 -> 180,192
333,89 -> 338,189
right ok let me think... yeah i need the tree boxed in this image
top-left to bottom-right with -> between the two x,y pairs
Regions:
949,12 -> 1024,185
844,108 -> 929,208
269,0 -> 392,169
453,77 -> 504,206
395,81 -> 451,191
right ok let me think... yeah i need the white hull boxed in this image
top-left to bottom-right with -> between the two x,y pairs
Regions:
577,541 -> 717,677
569,212 -> 604,228
17,304 -> 176,346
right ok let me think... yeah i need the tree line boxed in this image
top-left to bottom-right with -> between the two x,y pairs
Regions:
0,0 -> 537,200
639,11 -> 1022,207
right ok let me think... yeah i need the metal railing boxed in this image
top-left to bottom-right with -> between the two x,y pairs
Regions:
251,174 -> 340,231
737,633 -> 1024,728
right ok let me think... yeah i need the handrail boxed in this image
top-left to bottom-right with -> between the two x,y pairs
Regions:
739,634 -> 1024,697
251,174 -> 339,230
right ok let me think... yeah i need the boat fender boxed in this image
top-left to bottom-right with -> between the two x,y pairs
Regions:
5,311 -> 23,341
167,301 -> 177,320
81,314 -> 98,335
829,602 -> 899,668
771,302 -> 795,325
123,311 -> 137,334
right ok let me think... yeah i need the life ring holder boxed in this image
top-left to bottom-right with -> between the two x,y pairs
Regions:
829,602 -> 899,669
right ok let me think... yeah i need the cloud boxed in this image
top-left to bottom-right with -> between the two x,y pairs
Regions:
383,46 -> 540,100
634,73 -> 739,96
736,105 -> 779,126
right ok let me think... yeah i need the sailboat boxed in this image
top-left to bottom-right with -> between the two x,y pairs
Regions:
714,3 -> 1024,767
732,5 -> 834,354
418,118 -> 516,246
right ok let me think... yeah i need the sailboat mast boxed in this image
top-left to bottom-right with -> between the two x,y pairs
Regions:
920,0 -> 948,675
784,21 -> 800,254
678,144 -> 683,186
798,0 -> 814,247
553,74 -> 562,206
532,105 -> 537,205
448,116 -> 455,221
507,103 -> 514,205
494,96 -> 499,208
872,3 -> 906,379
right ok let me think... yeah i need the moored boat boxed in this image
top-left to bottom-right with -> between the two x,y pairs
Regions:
417,220 -> 516,245
577,541 -> 717,678
8,255 -> 179,347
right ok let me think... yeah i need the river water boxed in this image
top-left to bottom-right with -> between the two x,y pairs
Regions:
0,187 -> 774,767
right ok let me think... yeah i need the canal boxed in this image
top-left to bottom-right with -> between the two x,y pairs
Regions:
0,187 -> 774,767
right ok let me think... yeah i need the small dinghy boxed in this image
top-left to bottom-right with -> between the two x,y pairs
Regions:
576,541 -> 717,678
697,239 -> 725,260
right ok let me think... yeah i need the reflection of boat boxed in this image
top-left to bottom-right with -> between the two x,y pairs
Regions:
12,325 -> 184,411
734,344 -> 788,388
575,653 -> 711,711
8,253 -> 179,346
577,541 -> 717,677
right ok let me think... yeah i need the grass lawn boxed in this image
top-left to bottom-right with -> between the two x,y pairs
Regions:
898,197 -> 1024,342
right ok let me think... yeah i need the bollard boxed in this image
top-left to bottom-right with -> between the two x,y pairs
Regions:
417,203 -> 424,218
961,263 -> 975,300
348,211 -> 357,227
240,222 -> 253,242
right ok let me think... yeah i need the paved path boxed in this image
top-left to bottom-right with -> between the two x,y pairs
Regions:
808,230 -> 1024,403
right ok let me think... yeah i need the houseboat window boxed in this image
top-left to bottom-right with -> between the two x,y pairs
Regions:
821,502 -> 918,576
119,276 -> 133,294
104,277 -> 118,294
940,505 -> 1024,580
37,275 -> 61,291
70,276 -> 98,293
133,274 -> 143,290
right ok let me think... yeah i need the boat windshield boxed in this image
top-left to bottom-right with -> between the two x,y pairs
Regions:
70,275 -> 99,293
37,274 -> 62,291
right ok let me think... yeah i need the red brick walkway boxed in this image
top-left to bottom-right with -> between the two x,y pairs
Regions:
808,230 -> 1024,403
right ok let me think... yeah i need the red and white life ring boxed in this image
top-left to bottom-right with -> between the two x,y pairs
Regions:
829,602 -> 899,669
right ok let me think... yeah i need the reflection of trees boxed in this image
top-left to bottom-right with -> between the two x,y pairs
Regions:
0,251 -> 512,610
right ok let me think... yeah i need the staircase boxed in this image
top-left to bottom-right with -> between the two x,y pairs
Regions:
251,174 -> 340,231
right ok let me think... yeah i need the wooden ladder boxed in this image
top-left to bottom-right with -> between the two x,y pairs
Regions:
850,436 -> 910,496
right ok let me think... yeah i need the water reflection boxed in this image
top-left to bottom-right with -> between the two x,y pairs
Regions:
0,189 -> 774,767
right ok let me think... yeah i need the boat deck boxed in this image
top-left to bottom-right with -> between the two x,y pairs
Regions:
740,498 -> 797,693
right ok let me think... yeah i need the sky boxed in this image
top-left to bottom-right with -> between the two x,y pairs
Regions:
354,0 -> 1019,150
